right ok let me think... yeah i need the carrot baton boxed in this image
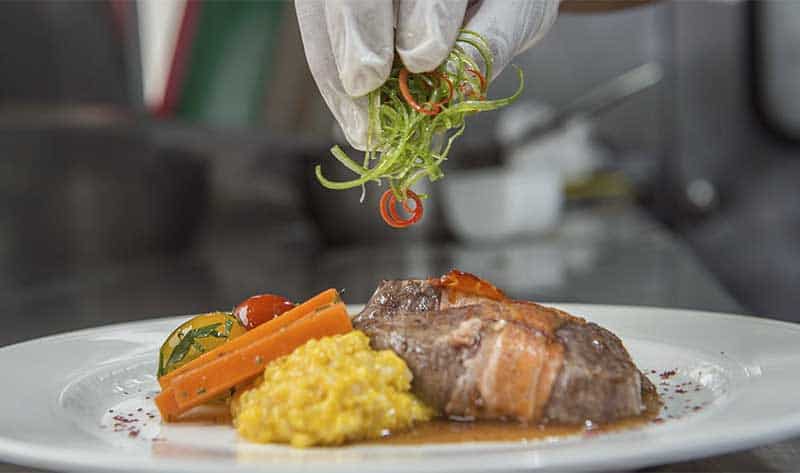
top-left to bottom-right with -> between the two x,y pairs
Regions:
159,288 -> 340,389
156,302 -> 352,420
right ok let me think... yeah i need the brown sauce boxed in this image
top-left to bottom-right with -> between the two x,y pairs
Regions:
373,389 -> 662,445
165,387 -> 662,446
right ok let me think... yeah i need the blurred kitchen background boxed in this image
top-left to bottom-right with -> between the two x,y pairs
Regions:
0,0 -> 797,346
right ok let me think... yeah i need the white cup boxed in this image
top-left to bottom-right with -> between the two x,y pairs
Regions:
442,164 -> 563,242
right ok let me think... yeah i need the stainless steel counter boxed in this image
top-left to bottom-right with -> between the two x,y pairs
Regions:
0,202 -> 793,472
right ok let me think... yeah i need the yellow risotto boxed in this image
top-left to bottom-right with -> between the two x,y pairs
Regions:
230,330 -> 433,447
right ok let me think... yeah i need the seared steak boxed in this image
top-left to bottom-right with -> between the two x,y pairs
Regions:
353,273 -> 656,424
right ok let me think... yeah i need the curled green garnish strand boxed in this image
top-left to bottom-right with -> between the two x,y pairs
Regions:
315,30 -> 524,204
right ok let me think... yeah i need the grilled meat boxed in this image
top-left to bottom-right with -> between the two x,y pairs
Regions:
353,271 -> 656,424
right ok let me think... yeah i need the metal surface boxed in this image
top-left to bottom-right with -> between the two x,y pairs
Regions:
0,124 -> 209,280
506,62 -> 663,149
0,202 -> 738,346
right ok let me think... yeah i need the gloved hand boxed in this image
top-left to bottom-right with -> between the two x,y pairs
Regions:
296,0 -> 560,150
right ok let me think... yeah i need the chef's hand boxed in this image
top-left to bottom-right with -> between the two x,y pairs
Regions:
295,0 -> 560,150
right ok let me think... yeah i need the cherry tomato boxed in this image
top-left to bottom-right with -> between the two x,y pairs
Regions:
234,294 -> 295,330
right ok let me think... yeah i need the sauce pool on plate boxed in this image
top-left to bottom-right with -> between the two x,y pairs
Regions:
373,388 -> 662,445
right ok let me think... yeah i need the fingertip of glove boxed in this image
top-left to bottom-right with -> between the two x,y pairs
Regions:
397,40 -> 452,73
341,127 -> 368,151
341,70 -> 388,97
339,52 -> 392,97
335,100 -> 370,151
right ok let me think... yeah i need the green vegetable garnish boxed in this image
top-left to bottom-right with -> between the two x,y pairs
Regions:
163,323 -> 223,374
315,30 -> 524,228
157,312 -> 246,378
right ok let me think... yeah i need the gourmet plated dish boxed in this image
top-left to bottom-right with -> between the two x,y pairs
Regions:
155,270 -> 660,447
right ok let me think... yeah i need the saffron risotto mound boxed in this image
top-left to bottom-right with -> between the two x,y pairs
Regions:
230,330 -> 433,447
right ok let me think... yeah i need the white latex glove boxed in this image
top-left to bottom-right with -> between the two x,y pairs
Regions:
296,0 -> 560,151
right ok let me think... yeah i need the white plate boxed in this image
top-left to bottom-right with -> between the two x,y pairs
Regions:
2,304 -> 800,473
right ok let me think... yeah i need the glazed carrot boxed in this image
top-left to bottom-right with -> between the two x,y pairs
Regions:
154,389 -> 180,422
159,288 -> 339,389
156,303 -> 352,419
